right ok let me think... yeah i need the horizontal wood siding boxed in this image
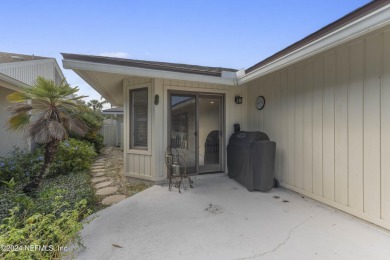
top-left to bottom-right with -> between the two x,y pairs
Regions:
245,26 -> 390,229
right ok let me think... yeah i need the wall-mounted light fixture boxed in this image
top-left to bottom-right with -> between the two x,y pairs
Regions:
235,95 -> 243,104
154,94 -> 159,105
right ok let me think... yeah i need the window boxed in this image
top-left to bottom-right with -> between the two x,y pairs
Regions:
130,88 -> 148,149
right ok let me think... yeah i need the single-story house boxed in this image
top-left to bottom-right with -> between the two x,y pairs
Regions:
62,0 -> 390,230
0,52 -> 65,157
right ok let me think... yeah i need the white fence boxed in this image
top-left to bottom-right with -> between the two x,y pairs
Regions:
100,123 -> 123,148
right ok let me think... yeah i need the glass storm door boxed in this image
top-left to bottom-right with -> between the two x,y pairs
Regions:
170,93 -> 197,174
169,92 -> 223,175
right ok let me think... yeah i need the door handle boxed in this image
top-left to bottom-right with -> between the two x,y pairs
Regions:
194,132 -> 197,136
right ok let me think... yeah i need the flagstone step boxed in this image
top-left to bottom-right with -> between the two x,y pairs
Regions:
94,181 -> 113,189
92,169 -> 105,172
101,195 -> 126,206
96,186 -> 118,196
93,163 -> 105,167
91,177 -> 109,183
92,165 -> 105,169
92,168 -> 105,172
93,172 -> 106,177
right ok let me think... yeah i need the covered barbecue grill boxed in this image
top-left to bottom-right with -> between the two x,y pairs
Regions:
227,131 -> 276,192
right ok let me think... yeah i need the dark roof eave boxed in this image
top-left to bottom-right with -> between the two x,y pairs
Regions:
62,53 -> 237,77
0,52 -> 51,64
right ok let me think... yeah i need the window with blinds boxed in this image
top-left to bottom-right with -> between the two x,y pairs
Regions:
130,88 -> 148,149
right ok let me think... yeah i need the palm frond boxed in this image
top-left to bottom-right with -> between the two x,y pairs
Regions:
6,113 -> 31,132
6,91 -> 30,103
63,116 -> 88,136
48,121 -> 68,140
29,119 -> 51,144
7,103 -> 33,114
6,76 -> 93,143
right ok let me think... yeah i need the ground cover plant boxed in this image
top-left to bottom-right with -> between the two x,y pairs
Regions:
0,142 -> 97,259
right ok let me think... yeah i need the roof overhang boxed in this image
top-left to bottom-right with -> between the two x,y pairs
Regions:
0,72 -> 30,92
238,1 -> 390,84
63,58 -> 236,86
62,58 -> 236,106
102,107 -> 124,115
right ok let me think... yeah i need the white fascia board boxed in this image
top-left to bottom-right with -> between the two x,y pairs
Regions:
0,73 -> 30,92
62,59 -> 235,86
52,59 -> 66,80
238,3 -> 390,85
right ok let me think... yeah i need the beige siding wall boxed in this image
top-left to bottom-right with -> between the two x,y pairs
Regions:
244,25 -> 390,229
123,77 -> 154,180
0,86 -> 29,157
123,76 -> 246,182
156,79 -> 246,181
0,60 -> 55,85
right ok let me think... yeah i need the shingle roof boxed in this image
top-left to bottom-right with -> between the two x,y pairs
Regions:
61,53 -> 237,77
0,52 -> 49,64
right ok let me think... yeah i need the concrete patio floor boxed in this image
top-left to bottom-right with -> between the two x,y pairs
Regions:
75,173 -> 390,260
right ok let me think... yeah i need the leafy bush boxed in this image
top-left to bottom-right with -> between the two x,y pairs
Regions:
1,168 -> 96,223
0,198 -> 91,260
0,171 -> 96,259
36,172 -> 97,214
0,180 -> 34,223
72,108 -> 105,153
0,147 -> 43,185
82,133 -> 104,153
47,138 -> 96,177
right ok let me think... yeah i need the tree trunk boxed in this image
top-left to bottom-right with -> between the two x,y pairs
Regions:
23,140 -> 60,195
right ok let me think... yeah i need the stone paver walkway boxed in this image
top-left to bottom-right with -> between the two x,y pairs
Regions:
90,147 -> 127,206
94,181 -> 113,189
91,177 -> 109,183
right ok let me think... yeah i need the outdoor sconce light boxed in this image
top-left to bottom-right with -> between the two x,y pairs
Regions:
154,94 -> 159,105
235,95 -> 243,104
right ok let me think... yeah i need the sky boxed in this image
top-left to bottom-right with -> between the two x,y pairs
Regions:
1,0 -> 372,106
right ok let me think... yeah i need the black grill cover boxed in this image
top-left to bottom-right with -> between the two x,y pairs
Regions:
227,131 -> 276,191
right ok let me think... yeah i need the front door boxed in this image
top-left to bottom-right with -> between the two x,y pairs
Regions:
169,92 -> 224,175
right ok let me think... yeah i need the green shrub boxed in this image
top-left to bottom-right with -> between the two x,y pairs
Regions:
0,197 -> 91,260
1,170 -> 97,226
0,147 -> 43,185
71,108 -> 105,153
47,138 -> 96,177
36,172 -> 97,214
81,133 -> 104,153
0,186 -> 33,223
0,178 -> 35,225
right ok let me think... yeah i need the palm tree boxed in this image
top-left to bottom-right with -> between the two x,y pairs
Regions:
6,76 -> 88,193
87,99 -> 108,111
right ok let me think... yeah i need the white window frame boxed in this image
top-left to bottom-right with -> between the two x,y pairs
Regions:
126,83 -> 152,155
